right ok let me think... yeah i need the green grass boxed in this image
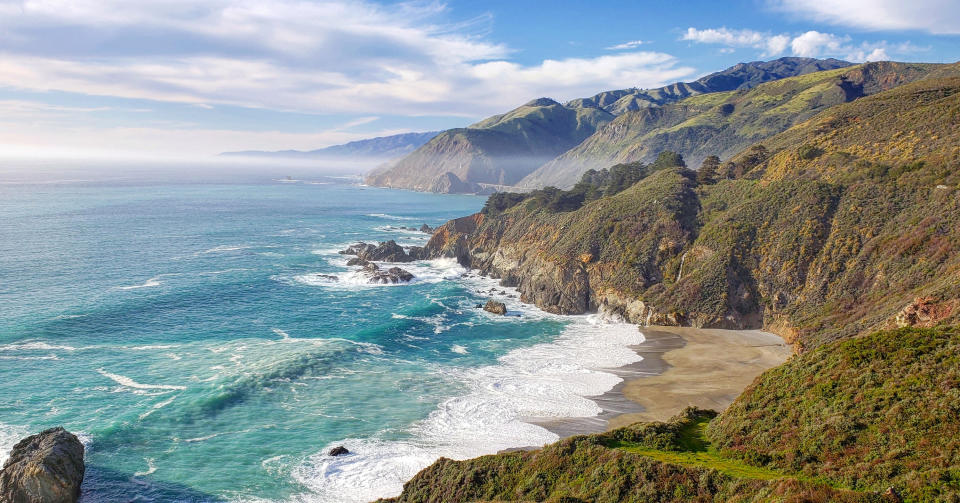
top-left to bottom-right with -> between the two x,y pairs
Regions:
611,417 -> 791,481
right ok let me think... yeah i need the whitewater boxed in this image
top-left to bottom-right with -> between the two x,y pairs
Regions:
0,172 -> 643,502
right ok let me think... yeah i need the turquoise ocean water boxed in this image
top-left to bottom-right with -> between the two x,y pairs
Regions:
0,166 -> 643,502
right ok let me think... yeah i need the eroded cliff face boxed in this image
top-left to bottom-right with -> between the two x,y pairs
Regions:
424,161 -> 960,350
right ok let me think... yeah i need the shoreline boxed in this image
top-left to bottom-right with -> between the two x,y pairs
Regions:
529,325 -> 791,438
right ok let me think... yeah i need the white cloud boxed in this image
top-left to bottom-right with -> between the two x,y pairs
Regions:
607,40 -> 645,50
681,27 -> 790,56
0,1 -> 695,118
0,1 -> 702,157
790,31 -> 848,57
769,0 -> 960,34
683,26 -> 921,63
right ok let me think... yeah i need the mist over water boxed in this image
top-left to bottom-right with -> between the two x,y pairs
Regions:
0,168 -> 640,502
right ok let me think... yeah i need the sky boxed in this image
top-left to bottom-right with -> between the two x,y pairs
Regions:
0,0 -> 958,160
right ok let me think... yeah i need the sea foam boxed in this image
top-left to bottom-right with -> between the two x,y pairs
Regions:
291,315 -> 644,502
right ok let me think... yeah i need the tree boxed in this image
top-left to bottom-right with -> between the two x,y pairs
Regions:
651,151 -> 686,171
697,155 -> 721,184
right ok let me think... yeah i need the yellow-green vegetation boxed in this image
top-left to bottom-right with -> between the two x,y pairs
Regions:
429,70 -> 960,347
378,408 -> 893,503
610,414 -> 791,481
709,326 -> 960,502
521,61 -> 952,189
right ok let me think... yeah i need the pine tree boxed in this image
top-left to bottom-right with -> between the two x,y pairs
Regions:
697,155 -> 720,184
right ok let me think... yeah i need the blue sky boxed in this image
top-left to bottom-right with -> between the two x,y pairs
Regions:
0,0 -> 957,159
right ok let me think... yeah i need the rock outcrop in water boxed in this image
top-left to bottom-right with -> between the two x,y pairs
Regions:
0,427 -> 85,503
360,263 -> 414,284
483,300 -> 507,315
340,241 -> 414,263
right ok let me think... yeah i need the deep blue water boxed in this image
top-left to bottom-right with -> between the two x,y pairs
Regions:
0,168 -> 642,502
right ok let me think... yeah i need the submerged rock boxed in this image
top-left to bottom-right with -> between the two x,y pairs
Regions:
484,300 -> 507,315
328,446 -> 350,457
0,427 -> 85,503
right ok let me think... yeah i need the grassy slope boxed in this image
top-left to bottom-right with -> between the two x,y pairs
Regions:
520,62 -> 943,189
379,327 -> 959,502
708,326 -> 960,501
378,408 -> 893,503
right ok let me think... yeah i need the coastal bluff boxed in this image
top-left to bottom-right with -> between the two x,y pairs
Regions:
0,427 -> 85,503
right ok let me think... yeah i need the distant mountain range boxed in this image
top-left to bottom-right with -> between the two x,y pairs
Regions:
364,57 -> 855,193
219,131 -> 439,160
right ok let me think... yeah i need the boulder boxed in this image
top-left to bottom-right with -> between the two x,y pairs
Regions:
346,257 -> 370,267
328,446 -> 350,457
0,427 -> 85,503
419,224 -> 433,233
484,300 -> 507,315
362,241 -> 412,262
369,267 -> 415,284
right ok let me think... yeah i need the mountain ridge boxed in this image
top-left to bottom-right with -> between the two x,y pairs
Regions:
219,131 -> 439,160
365,57 -> 853,193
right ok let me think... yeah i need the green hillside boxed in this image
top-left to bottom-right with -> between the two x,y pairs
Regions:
424,70 -> 960,350
519,62 -> 944,189
364,99 -> 614,192
366,57 -> 852,193
378,327 -> 959,502
568,57 -> 851,115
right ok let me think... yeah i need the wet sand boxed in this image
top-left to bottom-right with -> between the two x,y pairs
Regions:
529,325 -> 791,437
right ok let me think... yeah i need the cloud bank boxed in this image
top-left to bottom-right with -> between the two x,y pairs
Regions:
0,0 -> 694,118
681,27 -> 922,62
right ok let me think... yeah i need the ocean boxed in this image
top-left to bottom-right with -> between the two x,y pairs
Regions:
0,166 -> 643,502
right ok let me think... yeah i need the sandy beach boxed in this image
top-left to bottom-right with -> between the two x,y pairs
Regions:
531,325 -> 791,437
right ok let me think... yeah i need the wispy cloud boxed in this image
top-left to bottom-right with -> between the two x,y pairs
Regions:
682,26 -> 922,62
768,0 -> 960,35
0,1 -> 694,117
606,40 -> 645,50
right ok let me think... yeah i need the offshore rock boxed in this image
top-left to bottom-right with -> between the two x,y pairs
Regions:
419,224 -> 433,233
328,446 -> 349,457
483,300 -> 507,315
369,267 -> 414,284
340,241 -> 413,263
0,427 -> 85,503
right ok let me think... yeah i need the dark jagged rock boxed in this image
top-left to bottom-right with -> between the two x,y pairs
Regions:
340,240 -> 413,262
406,246 -> 428,260
339,242 -> 375,257
364,241 -> 412,262
368,267 -> 414,284
419,224 -> 433,233
483,300 -> 507,315
474,303 -> 483,309
0,427 -> 85,503
346,257 -> 370,267
328,446 -> 349,457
